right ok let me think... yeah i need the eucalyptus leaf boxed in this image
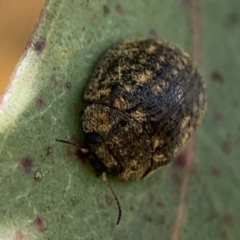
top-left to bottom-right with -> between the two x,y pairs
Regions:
0,0 -> 239,239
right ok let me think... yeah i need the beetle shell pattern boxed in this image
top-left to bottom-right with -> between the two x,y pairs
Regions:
82,39 -> 206,181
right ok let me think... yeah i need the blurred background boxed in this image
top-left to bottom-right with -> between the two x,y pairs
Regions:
0,0 -> 44,95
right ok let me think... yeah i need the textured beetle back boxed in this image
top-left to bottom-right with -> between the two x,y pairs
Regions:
82,38 -> 206,180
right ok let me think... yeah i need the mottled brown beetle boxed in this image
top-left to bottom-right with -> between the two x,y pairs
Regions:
82,38 -> 206,181
57,38 -> 206,225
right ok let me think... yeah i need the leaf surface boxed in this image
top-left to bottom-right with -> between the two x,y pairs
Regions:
0,0 -> 239,239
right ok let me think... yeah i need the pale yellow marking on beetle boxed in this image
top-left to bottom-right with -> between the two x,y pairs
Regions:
136,70 -> 153,83
130,109 -> 147,122
181,116 -> 191,131
148,45 -> 157,53
113,97 -> 130,109
153,154 -> 167,163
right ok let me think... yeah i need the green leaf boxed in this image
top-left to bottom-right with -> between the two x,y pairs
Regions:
0,0 -> 239,239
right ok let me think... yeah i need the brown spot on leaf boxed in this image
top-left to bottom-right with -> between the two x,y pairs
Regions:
20,157 -> 33,173
103,5 -> 110,15
174,152 -> 188,169
115,4 -> 124,14
212,71 -> 224,84
210,167 -> 221,176
105,195 -> 113,205
143,214 -> 152,222
221,230 -> 227,239
66,82 -> 72,89
74,148 -> 87,163
32,39 -> 46,53
33,216 -> 47,232
36,97 -> 44,107
57,135 -> 87,163
65,143 -> 75,157
59,140 -> 76,157
156,201 -> 164,208
149,29 -> 158,39
221,140 -> 231,155
212,110 -> 224,122
171,138 -> 195,185
173,139 -> 195,169
222,213 -> 234,225
69,135 -> 79,145
46,146 -> 53,156
222,13 -> 238,32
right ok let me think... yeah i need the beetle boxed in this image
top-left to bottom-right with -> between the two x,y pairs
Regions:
82,38 -> 206,181
57,38 -> 206,225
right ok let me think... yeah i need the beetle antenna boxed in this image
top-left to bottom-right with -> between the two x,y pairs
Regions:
55,139 -> 89,154
102,172 -> 122,225
56,139 -> 79,146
